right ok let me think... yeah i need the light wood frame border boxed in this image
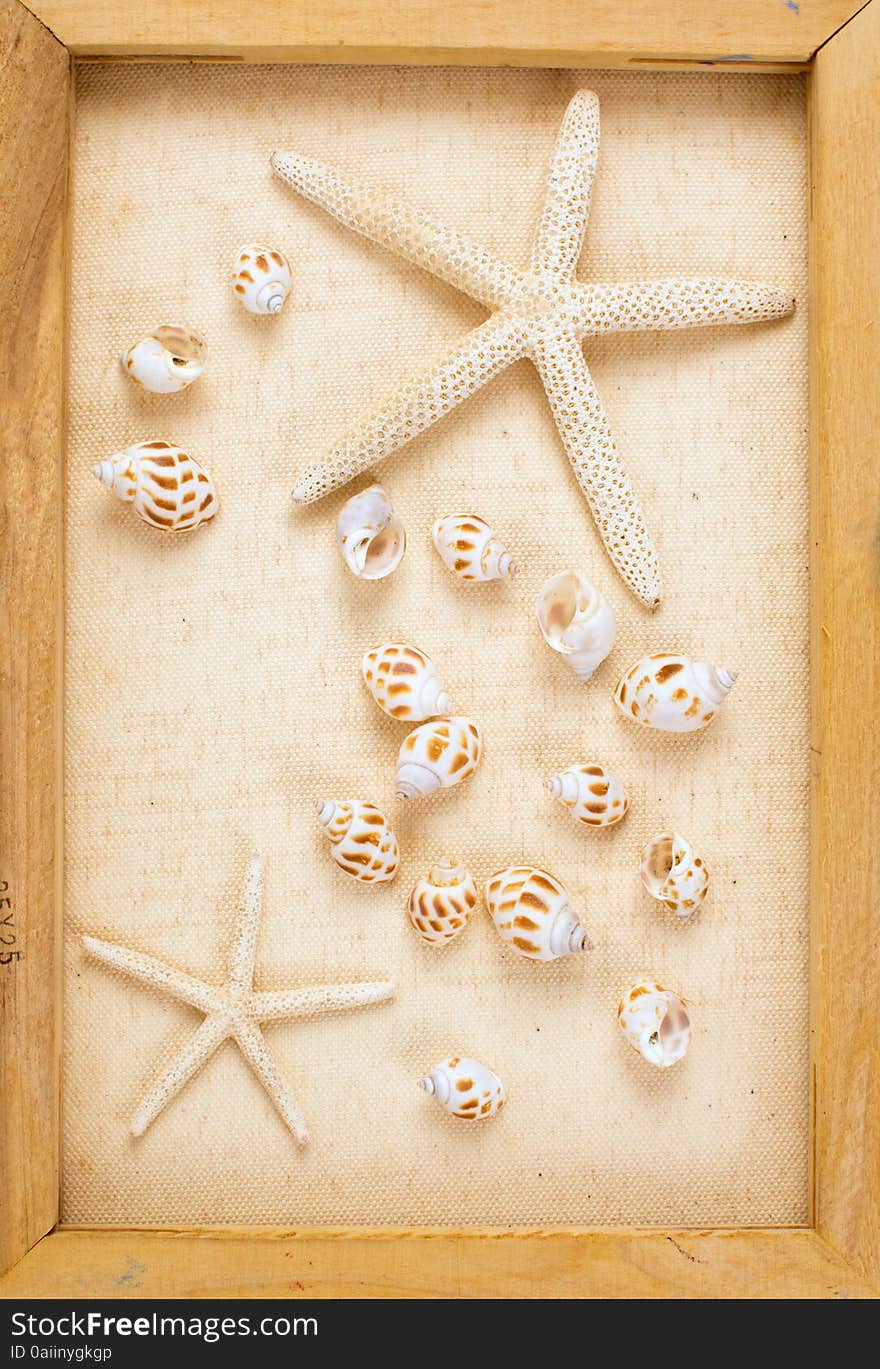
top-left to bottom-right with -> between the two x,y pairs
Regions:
1,0 -> 877,1300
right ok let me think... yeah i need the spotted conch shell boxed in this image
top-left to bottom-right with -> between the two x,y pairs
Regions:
396,716 -> 482,800
485,865 -> 593,962
407,859 -> 477,946
121,324 -> 207,394
419,1056 -> 505,1120
618,979 -> 691,1067
92,440 -> 218,531
337,483 -> 406,580
362,643 -> 453,722
315,798 -> 400,883
614,653 -> 736,733
546,762 -> 629,828
640,833 -> 708,918
232,243 -> 292,314
432,514 -> 518,582
535,570 -> 616,680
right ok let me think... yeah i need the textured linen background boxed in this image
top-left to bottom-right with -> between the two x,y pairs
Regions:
64,64 -> 809,1226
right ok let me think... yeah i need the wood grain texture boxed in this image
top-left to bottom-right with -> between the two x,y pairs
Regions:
810,0 -> 880,1289
0,1227 -> 877,1298
20,0 -> 868,64
0,0 -> 68,1277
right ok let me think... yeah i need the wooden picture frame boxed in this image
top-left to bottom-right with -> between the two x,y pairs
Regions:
1,0 -> 877,1299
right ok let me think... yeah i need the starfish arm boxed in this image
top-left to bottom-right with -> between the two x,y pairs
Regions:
251,980 -> 396,1023
532,331 -> 662,608
573,278 -> 795,336
531,89 -> 601,281
227,851 -> 262,992
271,152 -> 526,312
131,1013 -> 230,1137
234,1018 -> 309,1144
292,313 -> 528,503
82,935 -> 220,1016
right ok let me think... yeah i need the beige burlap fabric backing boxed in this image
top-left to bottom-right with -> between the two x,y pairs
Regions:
63,63 -> 809,1226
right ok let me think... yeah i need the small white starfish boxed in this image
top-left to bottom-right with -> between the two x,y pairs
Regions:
273,90 -> 794,607
83,853 -> 395,1144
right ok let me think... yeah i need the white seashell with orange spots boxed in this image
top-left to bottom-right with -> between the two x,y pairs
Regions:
121,324 -> 207,394
546,762 -> 629,828
232,243 -> 292,314
419,1056 -> 505,1120
431,514 -> 518,582
535,569 -> 616,680
640,832 -> 708,918
361,642 -> 453,722
614,653 -> 736,733
618,979 -> 691,1067
315,798 -> 400,883
92,441 -> 218,531
337,483 -> 406,580
407,859 -> 477,947
485,865 -> 593,962
395,716 -> 482,800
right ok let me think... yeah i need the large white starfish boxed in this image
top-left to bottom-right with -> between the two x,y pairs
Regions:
83,853 -> 395,1144
272,90 -> 794,607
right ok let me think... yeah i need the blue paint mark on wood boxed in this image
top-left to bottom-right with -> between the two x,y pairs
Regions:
786,0 -> 801,15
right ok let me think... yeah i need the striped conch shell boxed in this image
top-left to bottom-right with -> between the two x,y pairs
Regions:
315,798 -> 400,883
618,979 -> 691,1067
407,859 -> 477,946
121,324 -> 206,394
419,1056 -> 505,1120
640,832 -> 708,918
362,643 -> 453,722
396,716 -> 482,800
614,653 -> 736,733
232,243 -> 292,314
92,440 -> 218,531
337,483 -> 406,580
485,865 -> 593,962
546,762 -> 629,829
432,514 -> 518,582
535,570 -> 616,680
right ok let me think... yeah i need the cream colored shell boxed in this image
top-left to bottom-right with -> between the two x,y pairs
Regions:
419,1056 -> 505,1120
315,798 -> 400,883
535,570 -> 616,680
362,643 -> 453,722
407,859 -> 477,947
92,440 -> 218,531
432,514 -> 518,582
337,483 -> 406,580
396,716 -> 482,800
121,324 -> 206,394
546,762 -> 629,828
618,979 -> 691,1067
485,865 -> 593,962
640,832 -> 708,918
232,243 -> 292,314
614,653 -> 736,732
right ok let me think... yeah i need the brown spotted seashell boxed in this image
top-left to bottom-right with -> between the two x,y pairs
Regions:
92,441 -> 218,531
407,859 -> 477,946
546,762 -> 629,828
232,243 -> 292,314
315,798 -> 399,883
614,653 -> 736,733
640,832 -> 708,918
432,514 -> 518,581
362,643 -> 453,722
618,979 -> 691,1067
395,716 -> 482,800
419,1056 -> 505,1120
485,865 -> 593,962
121,324 -> 206,394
